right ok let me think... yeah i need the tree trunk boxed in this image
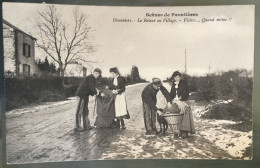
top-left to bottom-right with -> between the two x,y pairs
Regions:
58,63 -> 63,77
83,67 -> 87,77
58,63 -> 65,87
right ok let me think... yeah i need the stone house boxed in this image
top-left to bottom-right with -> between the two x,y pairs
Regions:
3,19 -> 39,76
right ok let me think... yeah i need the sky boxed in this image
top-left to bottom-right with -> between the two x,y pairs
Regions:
2,3 -> 255,81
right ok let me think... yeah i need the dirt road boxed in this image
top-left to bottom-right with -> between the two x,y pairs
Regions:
6,83 -> 251,163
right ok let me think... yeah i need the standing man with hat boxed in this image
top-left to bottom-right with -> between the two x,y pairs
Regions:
141,78 -> 172,135
74,68 -> 102,131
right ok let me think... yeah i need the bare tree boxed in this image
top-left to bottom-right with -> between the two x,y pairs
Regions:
73,64 -> 84,77
34,5 -> 95,83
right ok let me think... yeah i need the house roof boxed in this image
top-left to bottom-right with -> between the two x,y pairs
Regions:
2,19 -> 37,40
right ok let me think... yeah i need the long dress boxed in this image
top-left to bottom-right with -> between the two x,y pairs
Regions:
94,88 -> 116,127
113,76 -> 129,119
180,101 -> 196,134
170,80 -> 195,134
172,100 -> 196,134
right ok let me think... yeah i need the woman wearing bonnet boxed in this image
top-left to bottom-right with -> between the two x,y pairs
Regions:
170,71 -> 195,138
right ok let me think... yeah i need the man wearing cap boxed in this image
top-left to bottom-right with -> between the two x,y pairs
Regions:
141,78 -> 172,135
74,68 -> 102,131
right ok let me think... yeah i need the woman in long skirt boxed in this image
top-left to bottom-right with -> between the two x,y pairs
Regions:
109,67 -> 130,129
170,71 -> 196,138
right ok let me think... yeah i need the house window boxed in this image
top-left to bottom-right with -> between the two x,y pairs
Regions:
28,45 -> 31,57
23,43 -> 31,57
23,43 -> 27,56
22,64 -> 30,76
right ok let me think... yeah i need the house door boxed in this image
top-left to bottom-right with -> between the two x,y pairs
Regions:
23,64 -> 30,76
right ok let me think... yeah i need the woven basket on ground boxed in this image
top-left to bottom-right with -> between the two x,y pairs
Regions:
162,113 -> 184,125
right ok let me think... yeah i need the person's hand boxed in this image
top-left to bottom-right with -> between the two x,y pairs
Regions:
156,110 -> 163,116
101,93 -> 105,97
112,90 -> 118,94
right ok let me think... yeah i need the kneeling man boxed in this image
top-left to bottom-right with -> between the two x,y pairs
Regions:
141,78 -> 172,135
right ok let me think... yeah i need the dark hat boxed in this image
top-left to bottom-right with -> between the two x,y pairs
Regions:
152,78 -> 162,86
94,68 -> 102,74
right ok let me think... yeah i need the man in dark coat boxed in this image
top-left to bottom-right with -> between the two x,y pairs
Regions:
141,78 -> 172,135
74,68 -> 102,131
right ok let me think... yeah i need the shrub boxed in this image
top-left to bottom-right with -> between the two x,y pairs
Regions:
201,101 -> 252,121
64,76 -> 84,85
194,74 -> 217,101
64,85 -> 79,97
5,75 -> 66,111
131,65 -> 141,83
199,69 -> 253,122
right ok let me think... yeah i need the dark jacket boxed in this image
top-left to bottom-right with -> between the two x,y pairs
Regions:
75,74 -> 98,100
141,83 -> 171,112
170,79 -> 189,101
109,76 -> 126,94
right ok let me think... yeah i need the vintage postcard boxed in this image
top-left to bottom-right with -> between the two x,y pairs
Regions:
2,3 -> 254,163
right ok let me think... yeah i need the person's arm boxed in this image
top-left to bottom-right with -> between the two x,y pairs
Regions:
75,78 -> 88,97
117,77 -> 126,94
169,83 -> 176,101
160,85 -> 171,102
88,78 -> 98,96
181,81 -> 189,101
142,89 -> 158,112
161,85 -> 172,108
108,78 -> 115,90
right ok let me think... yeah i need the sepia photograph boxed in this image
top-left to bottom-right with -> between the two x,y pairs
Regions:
2,3 -> 254,163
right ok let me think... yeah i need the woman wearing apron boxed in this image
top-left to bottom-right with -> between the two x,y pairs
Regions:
109,67 -> 130,129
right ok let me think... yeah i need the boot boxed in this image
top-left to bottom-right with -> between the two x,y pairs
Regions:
121,119 -> 126,129
181,131 -> 188,139
116,119 -> 120,128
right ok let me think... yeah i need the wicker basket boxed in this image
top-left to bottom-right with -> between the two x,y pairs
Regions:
162,113 -> 184,125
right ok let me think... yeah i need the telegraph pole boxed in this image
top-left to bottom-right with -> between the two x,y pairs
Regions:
208,55 -> 212,74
